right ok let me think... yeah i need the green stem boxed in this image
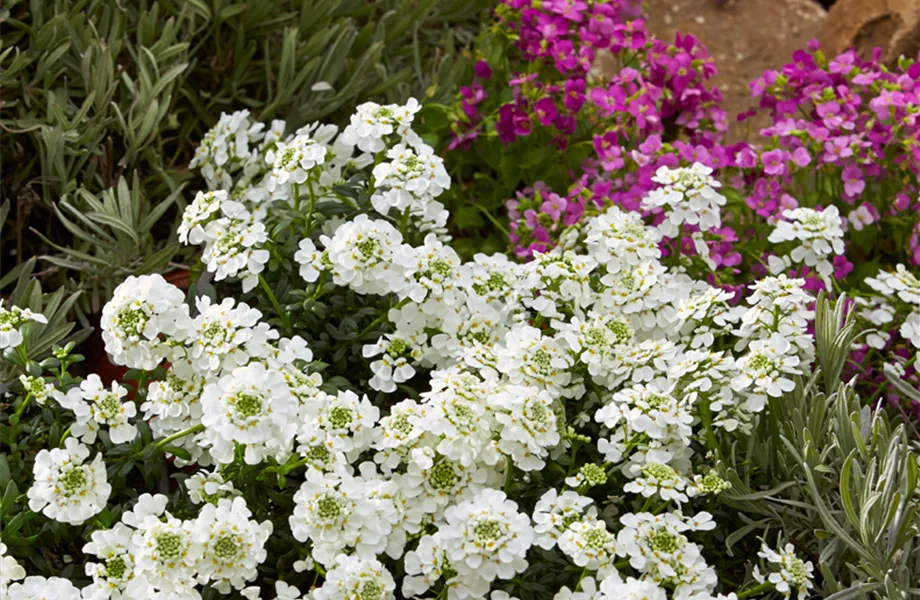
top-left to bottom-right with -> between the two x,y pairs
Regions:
259,274 -> 292,331
698,397 -> 720,456
59,426 -> 71,448
504,456 -> 514,493
736,582 -> 773,599
153,423 -> 205,450
306,178 -> 317,234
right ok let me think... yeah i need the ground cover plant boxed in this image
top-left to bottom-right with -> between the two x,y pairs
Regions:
3,1 -> 920,599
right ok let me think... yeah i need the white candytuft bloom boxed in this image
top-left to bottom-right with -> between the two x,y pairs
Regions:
101,274 -> 191,370
533,489 -> 596,549
642,163 -> 726,236
186,296 -> 277,375
200,362 -> 299,465
319,214 -> 413,295
1,542 -> 26,598
142,360 -> 207,465
558,520 -> 618,569
492,385 -> 561,471
194,497 -> 273,593
6,576 -> 83,600
301,390 -> 380,460
186,469 -> 239,505
267,132 -> 329,190
598,575 -> 667,600
27,438 -> 111,525
585,205 -> 662,273
295,238 -> 324,283
731,333 -> 802,412
370,143 -> 451,217
190,109 -> 264,189
55,374 -> 137,445
130,510 -> 203,598
754,542 -> 815,599
313,554 -> 396,600
617,512 -> 717,597
496,325 -> 575,396
439,488 -> 534,588
340,98 -> 421,153
178,190 -> 228,244
82,523 -> 152,600
0,303 -> 47,350
768,205 -> 845,283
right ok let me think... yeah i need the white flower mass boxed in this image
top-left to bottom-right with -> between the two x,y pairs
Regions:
9,98 -> 844,600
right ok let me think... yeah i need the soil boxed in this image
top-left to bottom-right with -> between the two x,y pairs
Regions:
641,0 -> 827,142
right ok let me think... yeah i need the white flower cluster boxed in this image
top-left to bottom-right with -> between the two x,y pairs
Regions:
12,98 -> 835,600
641,163 -> 726,269
768,205 -> 845,287
753,542 -> 814,599
0,303 -> 47,350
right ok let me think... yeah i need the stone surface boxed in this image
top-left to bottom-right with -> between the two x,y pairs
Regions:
639,0 -> 827,142
820,0 -> 920,66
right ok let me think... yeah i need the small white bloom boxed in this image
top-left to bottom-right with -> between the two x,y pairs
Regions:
101,274 -> 191,370
0,304 -> 47,349
200,362 -> 299,465
755,542 -> 814,599
27,438 -> 111,525
6,576 -> 82,600
194,497 -> 273,593
314,555 -> 396,600
55,374 -> 137,445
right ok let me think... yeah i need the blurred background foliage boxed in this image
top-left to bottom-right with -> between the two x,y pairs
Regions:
0,0 -> 490,318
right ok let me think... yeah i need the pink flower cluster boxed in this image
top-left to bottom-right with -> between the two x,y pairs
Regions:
459,0 -> 737,264
744,41 -> 920,266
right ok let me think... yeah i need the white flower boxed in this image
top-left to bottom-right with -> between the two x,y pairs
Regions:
82,523 -> 152,600
1,542 -> 26,598
200,214 -> 271,292
439,488 -> 534,586
194,497 -> 273,593
131,509 -> 203,597
585,205 -> 662,273
558,520 -> 618,569
598,575 -> 667,600
340,98 -> 421,153
314,555 -> 396,600
295,238 -> 324,283
289,473 -> 388,566
370,143 -> 450,216
492,385 -> 560,471
56,374 -> 137,444
0,304 -> 47,349
623,461 -> 690,504
200,362 -> 299,465
731,333 -> 802,412
101,274 -> 191,369
320,214 -> 414,296
533,489 -> 596,549
6,576 -> 82,600
902,312 -> 920,349
642,163 -> 726,236
374,399 -> 429,472
866,264 -> 920,305
399,234 -> 464,310
617,512 -> 717,597
847,204 -> 875,231
186,296 -> 277,375
178,190 -> 228,244
27,438 -> 111,525
190,109 -> 265,189
519,249 -> 596,319
363,332 -> 426,393
267,133 -> 329,191
754,543 -> 814,599
18,375 -> 56,406
186,469 -> 239,505
496,325 -> 575,396
419,382 -> 494,467
459,252 -> 522,307
142,360 -> 207,465
404,447 -> 488,517
768,205 -> 845,282
301,390 -> 379,461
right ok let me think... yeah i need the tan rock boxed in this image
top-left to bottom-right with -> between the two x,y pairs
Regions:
820,0 -> 920,65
